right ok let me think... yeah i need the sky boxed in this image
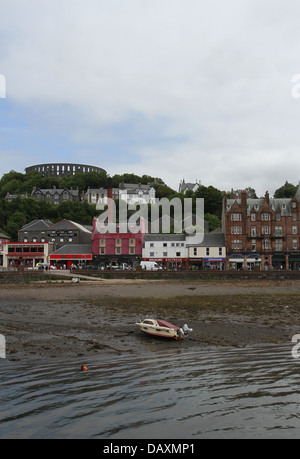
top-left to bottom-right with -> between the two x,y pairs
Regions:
1,0 -> 300,197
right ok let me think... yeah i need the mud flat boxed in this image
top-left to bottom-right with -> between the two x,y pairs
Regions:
1,279 -> 300,361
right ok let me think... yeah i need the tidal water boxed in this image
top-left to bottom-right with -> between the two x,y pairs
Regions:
0,344 -> 300,439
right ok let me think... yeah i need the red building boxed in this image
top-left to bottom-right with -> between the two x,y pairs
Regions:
223,187 -> 300,270
92,217 -> 144,268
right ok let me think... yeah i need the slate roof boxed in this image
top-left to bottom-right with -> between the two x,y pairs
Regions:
51,244 -> 92,255
186,232 -> 225,247
19,219 -> 53,231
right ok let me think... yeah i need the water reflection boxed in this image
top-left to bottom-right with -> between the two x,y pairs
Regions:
0,344 -> 299,438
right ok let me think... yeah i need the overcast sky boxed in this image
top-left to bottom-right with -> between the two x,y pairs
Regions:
1,0 -> 300,196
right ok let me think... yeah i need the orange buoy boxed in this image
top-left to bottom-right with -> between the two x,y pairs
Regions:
81,365 -> 88,371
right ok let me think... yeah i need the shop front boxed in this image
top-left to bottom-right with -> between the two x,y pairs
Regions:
50,245 -> 92,270
203,257 -> 226,270
288,254 -> 300,271
3,242 -> 50,269
142,257 -> 189,270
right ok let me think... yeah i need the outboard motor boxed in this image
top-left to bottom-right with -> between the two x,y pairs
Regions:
183,324 -> 193,335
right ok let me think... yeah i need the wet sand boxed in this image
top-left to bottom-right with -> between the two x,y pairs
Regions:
1,278 -> 300,361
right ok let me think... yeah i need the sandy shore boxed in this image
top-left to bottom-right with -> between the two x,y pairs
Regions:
1,277 -> 300,362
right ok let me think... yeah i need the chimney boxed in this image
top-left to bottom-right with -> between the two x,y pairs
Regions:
241,190 -> 247,207
265,190 -> 269,205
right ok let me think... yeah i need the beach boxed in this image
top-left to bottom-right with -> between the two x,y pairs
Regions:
1,277 -> 300,361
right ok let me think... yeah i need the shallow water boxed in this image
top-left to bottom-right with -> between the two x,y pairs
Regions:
0,344 -> 300,439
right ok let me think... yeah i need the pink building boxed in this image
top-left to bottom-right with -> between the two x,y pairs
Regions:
92,217 -> 145,269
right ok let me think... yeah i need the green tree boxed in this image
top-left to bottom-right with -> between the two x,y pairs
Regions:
195,185 -> 223,217
274,181 -> 297,198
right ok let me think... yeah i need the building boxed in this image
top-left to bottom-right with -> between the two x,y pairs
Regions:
92,217 -> 144,269
47,219 -> 92,250
25,163 -> 106,178
3,242 -> 52,269
18,219 -> 53,242
50,244 -> 92,270
0,231 -> 10,266
142,234 -> 188,270
179,179 -> 201,194
187,232 -> 226,270
85,182 -> 156,206
31,187 -> 79,205
118,183 -> 156,205
222,187 -> 300,270
85,187 -> 119,205
5,192 -> 29,202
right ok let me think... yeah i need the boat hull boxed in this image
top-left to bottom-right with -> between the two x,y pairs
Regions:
135,319 -> 184,340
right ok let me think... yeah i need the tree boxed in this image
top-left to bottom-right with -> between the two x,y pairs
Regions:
195,185 -> 223,217
274,181 -> 297,198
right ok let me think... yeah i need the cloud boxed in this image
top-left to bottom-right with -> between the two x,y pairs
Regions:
1,0 -> 300,195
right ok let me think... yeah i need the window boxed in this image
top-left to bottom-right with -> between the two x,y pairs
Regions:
219,248 -> 223,256
163,252 -> 168,257
129,238 -> 135,246
251,214 -> 256,221
193,248 -> 197,256
100,239 -> 106,247
129,247 -> 135,254
176,252 -> 181,257
293,226 -> 297,234
115,239 -> 121,247
275,226 -> 282,236
275,239 -> 283,251
150,243 -> 154,247
231,226 -> 242,235
293,239 -> 298,250
292,213 -> 297,221
251,226 -> 256,236
163,243 -> 168,247
231,213 -> 242,221
150,251 -> 155,257
100,247 -> 105,254
262,239 -> 271,250
251,240 -> 256,251
261,213 -> 270,221
276,213 -> 281,221
232,240 -> 242,249
206,248 -> 210,256
115,247 -> 121,254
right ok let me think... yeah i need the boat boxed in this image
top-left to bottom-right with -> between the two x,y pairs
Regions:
135,318 -> 192,340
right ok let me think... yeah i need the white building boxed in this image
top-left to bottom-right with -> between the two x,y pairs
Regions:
86,183 -> 156,206
3,242 -> 52,269
178,179 -> 201,194
142,234 -> 188,269
187,232 -> 226,270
